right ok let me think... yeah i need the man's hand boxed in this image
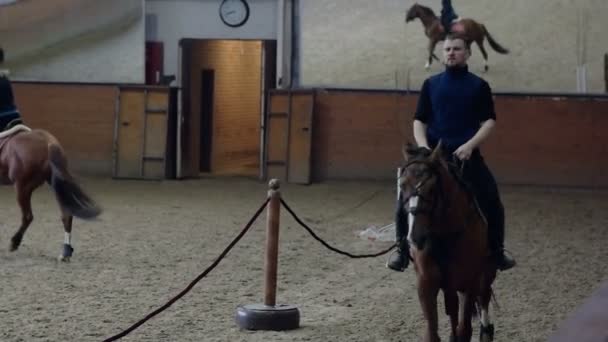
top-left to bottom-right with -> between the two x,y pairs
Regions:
453,143 -> 474,160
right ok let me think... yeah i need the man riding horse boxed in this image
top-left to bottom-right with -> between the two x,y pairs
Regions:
440,0 -> 460,34
387,33 -> 516,273
0,47 -> 24,132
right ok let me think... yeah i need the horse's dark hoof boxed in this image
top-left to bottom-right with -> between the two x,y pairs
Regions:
480,323 -> 495,342
10,235 -> 22,251
58,243 -> 74,262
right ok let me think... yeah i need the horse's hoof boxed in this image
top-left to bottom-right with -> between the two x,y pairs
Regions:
10,236 -> 22,251
58,255 -> 71,263
480,323 -> 495,342
58,244 -> 74,262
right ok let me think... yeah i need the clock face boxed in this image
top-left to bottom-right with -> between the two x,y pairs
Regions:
219,0 -> 250,28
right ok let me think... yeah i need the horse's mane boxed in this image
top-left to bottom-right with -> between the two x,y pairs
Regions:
404,144 -> 475,200
412,3 -> 437,18
405,144 -> 432,160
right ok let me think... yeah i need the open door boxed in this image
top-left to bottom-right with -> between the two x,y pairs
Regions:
263,90 -> 314,184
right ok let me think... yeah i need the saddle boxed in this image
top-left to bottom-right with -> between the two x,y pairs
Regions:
0,123 -> 31,139
449,21 -> 465,34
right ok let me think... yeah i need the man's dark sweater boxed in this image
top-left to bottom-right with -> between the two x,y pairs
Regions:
414,65 -> 496,153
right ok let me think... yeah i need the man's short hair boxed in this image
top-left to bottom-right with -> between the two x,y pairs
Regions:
0,47 -> 4,63
445,33 -> 472,50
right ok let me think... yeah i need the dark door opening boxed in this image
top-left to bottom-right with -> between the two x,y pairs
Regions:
200,69 -> 214,172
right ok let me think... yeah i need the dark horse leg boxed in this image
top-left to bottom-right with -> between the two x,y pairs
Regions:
444,290 -> 459,342
10,182 -> 34,251
426,38 -> 440,70
58,206 -> 74,262
475,38 -> 489,72
417,263 -> 441,342
479,272 -> 496,342
455,293 -> 475,342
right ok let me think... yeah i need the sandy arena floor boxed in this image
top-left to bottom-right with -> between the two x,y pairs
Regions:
0,177 -> 606,342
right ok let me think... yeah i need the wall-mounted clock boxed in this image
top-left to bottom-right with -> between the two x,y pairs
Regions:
219,0 -> 250,28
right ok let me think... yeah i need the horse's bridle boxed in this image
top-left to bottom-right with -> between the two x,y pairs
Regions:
400,159 -> 446,223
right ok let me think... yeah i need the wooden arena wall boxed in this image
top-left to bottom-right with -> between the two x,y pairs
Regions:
11,83 -> 608,187
13,82 -> 117,176
307,89 -> 608,187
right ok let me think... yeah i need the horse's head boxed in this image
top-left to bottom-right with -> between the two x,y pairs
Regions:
399,142 -> 447,249
405,3 -> 420,22
405,3 -> 436,23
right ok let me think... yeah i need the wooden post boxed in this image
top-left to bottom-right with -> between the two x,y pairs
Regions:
235,178 -> 300,331
264,179 -> 281,306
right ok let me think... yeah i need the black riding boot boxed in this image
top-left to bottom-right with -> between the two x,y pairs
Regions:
387,195 -> 410,272
487,202 -> 516,271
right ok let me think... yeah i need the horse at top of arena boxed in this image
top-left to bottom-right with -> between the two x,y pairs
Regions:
405,3 -> 509,72
399,143 -> 497,342
0,125 -> 101,261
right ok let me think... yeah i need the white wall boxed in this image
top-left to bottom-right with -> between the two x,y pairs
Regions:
1,0 -> 145,83
146,0 -> 278,81
298,0 -> 608,93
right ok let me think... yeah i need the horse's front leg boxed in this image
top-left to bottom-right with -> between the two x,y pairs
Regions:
10,183 -> 34,251
426,39 -> 438,70
418,276 -> 441,342
416,256 -> 442,342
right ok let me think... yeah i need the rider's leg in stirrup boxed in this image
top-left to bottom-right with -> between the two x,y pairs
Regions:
387,193 -> 410,271
440,0 -> 459,33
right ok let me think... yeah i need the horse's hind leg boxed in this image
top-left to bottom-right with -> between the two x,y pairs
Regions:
455,292 -> 475,342
58,206 -> 74,262
444,290 -> 459,341
10,183 -> 34,251
479,287 -> 495,341
476,39 -> 489,72
426,39 -> 439,70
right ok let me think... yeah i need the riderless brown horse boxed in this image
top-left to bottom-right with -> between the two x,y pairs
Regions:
399,143 -> 497,342
405,3 -> 509,72
0,125 -> 101,261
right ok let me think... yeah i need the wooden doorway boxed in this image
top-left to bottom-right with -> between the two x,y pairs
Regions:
179,39 -> 276,178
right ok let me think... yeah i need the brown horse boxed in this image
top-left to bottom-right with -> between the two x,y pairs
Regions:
399,143 -> 496,342
405,3 -> 509,72
0,125 -> 101,261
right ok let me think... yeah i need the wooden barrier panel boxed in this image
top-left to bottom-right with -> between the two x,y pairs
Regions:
264,90 -> 314,184
13,82 -> 116,175
114,86 -> 169,179
297,89 -> 608,187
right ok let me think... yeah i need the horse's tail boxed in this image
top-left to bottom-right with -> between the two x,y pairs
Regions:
481,25 -> 509,54
48,144 -> 102,219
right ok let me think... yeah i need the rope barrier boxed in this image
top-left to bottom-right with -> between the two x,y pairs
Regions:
102,198 -> 270,341
281,198 -> 397,258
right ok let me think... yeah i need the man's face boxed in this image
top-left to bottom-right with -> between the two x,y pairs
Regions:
443,38 -> 470,67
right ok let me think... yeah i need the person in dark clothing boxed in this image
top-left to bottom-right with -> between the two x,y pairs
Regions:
387,33 -> 516,272
0,47 -> 23,131
440,0 -> 459,34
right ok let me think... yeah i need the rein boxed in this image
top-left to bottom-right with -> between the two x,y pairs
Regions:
400,158 -> 476,249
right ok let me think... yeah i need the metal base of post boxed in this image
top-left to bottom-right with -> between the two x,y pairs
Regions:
235,304 -> 300,331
